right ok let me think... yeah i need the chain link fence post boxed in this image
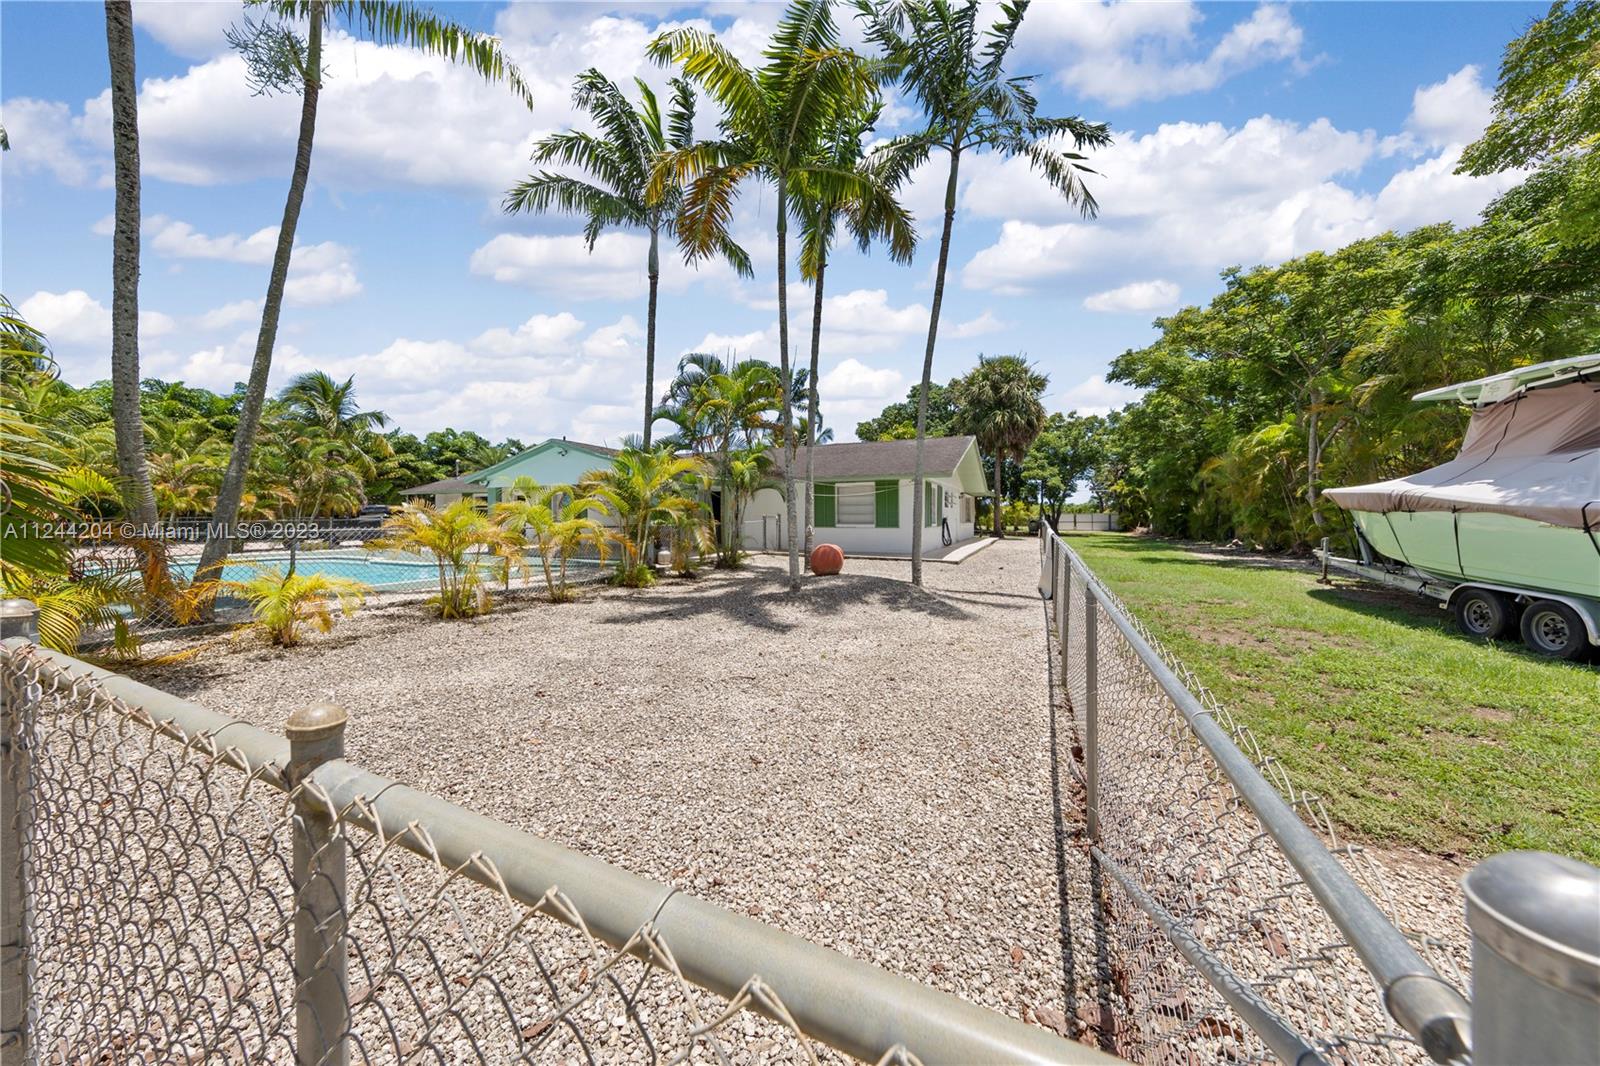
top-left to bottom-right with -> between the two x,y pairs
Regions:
1058,549 -> 1069,682
1,599 -> 40,1066
1464,850 -> 1600,1066
285,703 -> 350,1066
1083,582 -> 1100,843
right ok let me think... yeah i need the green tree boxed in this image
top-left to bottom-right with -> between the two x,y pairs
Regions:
855,380 -> 959,440
1021,411 -> 1101,528
953,354 -> 1048,536
1459,0 -> 1598,250
649,0 -> 878,589
860,0 -> 1109,583
505,69 -> 751,447
199,0 -> 531,587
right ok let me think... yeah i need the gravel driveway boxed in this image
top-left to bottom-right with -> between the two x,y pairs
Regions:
135,537 -> 1092,1041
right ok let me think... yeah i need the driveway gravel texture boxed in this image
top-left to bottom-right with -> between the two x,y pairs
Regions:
128,536 -> 1473,1061
135,538 -> 1099,1051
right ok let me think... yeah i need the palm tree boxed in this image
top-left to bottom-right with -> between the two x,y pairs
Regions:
494,476 -> 611,602
373,499 -> 518,618
197,0 -> 531,588
797,114 -> 916,562
582,447 -> 706,586
649,0 -> 879,589
953,354 -> 1048,537
655,354 -> 784,562
104,1 -> 158,529
228,566 -> 368,646
506,71 -> 752,448
860,0 -> 1111,583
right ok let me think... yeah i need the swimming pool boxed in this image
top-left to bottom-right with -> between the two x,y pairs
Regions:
169,551 -> 574,593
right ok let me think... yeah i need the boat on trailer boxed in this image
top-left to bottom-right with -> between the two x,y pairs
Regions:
1320,354 -> 1600,661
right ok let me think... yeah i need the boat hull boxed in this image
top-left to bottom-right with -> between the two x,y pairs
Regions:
1350,510 -> 1600,599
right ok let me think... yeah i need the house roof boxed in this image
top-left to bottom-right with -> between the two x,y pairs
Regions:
400,475 -> 484,496
771,436 -> 991,494
465,438 -> 620,483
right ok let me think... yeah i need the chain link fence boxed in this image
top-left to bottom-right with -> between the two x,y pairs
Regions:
0,617 -> 1110,1066
68,524 -> 611,641
1039,529 -> 1474,1066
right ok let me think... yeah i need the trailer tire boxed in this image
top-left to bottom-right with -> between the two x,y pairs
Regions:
1452,588 -> 1516,641
1519,600 -> 1590,661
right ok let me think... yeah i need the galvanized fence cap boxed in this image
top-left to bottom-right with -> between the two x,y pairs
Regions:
1464,850 -> 1600,1002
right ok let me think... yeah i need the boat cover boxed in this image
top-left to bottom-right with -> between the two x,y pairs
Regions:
1324,380 -> 1600,530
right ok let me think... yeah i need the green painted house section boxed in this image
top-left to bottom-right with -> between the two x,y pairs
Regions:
466,439 -> 619,499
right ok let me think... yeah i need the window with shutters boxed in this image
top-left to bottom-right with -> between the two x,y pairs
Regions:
836,482 -> 875,526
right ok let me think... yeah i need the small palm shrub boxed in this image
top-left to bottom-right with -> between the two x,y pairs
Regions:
228,567 -> 368,646
583,447 -> 706,588
372,500 -> 517,618
494,477 -> 611,602
667,506 -> 714,576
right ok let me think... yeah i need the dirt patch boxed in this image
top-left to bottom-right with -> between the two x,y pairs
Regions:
1470,706 -> 1515,723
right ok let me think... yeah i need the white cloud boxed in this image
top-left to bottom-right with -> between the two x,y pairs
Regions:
820,357 -> 904,399
1019,2 -> 1308,106
282,241 -> 363,306
0,98 -> 106,186
133,1 -> 243,59
472,312 -> 586,358
948,310 -> 1006,339
147,215 -> 278,264
581,316 -> 642,360
960,109 -> 1520,292
1406,65 -> 1493,150
1057,375 -> 1142,417
20,290 -> 112,345
1083,280 -> 1181,314
195,298 -> 261,331
469,231 -> 735,301
136,217 -> 362,306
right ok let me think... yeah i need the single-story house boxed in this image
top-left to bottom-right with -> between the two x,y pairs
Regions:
739,435 -> 990,555
399,475 -> 486,508
464,438 -> 620,505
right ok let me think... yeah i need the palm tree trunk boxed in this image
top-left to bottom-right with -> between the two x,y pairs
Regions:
195,1 -> 322,586
105,1 -> 158,529
804,242 -> 825,569
992,448 -> 1005,537
644,225 -> 660,448
775,180 -> 800,588
911,145 -> 961,586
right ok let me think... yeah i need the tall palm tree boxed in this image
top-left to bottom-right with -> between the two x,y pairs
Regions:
197,0 -> 531,587
104,0 -> 158,528
649,0 -> 879,590
506,71 -> 752,448
797,103 -> 917,563
860,0 -> 1111,583
953,354 -> 1048,537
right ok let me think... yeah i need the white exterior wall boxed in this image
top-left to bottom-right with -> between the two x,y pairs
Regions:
740,476 -> 978,554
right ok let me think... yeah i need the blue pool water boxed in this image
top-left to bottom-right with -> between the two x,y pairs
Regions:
172,552 -> 475,592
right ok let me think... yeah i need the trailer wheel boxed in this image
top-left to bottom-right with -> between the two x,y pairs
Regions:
1519,600 -> 1590,661
1453,588 -> 1515,640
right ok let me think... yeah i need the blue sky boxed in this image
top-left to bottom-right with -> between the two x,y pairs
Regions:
2,1 -> 1538,446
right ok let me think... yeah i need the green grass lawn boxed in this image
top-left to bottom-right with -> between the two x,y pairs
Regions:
1064,533 -> 1599,863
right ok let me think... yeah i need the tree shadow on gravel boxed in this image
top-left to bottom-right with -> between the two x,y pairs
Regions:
596,568 -> 971,633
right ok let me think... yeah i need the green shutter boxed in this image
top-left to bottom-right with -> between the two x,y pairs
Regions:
924,482 -> 935,526
875,479 -> 898,527
815,483 -> 836,527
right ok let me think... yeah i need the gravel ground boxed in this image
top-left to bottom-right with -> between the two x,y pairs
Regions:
124,537 -> 1475,1061
133,538 -> 1097,1049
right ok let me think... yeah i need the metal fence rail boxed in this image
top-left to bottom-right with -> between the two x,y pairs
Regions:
1037,528 -> 1474,1066
0,601 -> 1114,1066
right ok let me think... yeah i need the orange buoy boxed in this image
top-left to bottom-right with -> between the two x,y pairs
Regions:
810,543 -> 844,575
